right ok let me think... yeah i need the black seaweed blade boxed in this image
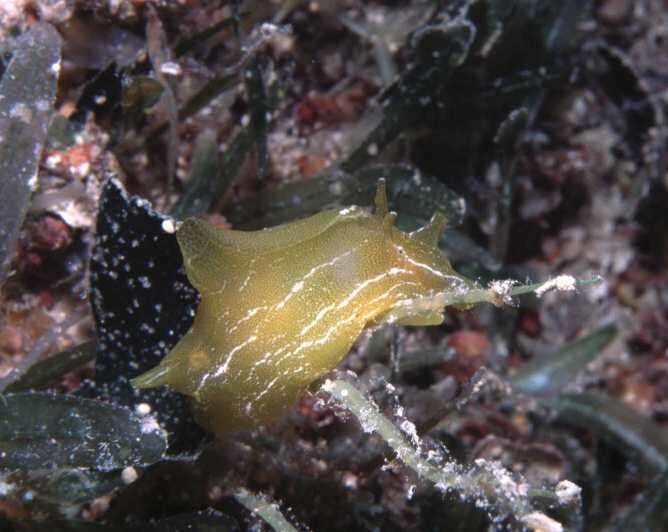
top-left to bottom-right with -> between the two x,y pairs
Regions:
86,178 -> 204,451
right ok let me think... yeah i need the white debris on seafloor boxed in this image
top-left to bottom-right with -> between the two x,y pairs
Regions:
121,466 -> 138,485
555,479 -> 582,505
399,419 -> 420,447
139,415 -> 163,436
535,275 -> 577,297
134,402 -> 152,416
521,511 -> 564,532
161,218 -> 178,234
159,61 -> 182,76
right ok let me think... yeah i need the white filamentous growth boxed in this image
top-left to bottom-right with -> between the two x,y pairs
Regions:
380,274 -> 590,318
488,279 -> 517,305
321,379 -> 558,521
234,489 -> 299,532
534,275 -> 577,297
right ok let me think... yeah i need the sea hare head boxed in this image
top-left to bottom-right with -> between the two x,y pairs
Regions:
373,179 -> 473,307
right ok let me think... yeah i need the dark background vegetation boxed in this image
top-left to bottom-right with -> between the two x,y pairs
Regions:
1,0 -> 667,530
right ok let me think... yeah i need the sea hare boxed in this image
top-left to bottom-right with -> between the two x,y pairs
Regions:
132,180 -> 474,433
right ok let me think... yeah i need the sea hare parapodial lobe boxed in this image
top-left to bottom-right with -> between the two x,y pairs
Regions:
132,180 -> 473,433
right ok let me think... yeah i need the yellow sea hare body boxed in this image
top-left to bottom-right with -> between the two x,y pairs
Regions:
132,181 -> 473,433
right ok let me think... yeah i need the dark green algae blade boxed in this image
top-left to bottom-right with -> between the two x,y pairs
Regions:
5,340 -> 97,393
0,392 -> 166,471
225,165 -> 466,229
546,392 -> 668,474
511,325 -> 617,396
0,23 -> 62,284
24,508 -> 239,532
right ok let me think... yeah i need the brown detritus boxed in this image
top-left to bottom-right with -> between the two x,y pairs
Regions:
19,215 -> 72,256
295,82 -> 375,133
434,331 -> 490,386
519,310 -> 542,338
44,143 -> 98,178
16,214 -> 74,281
472,436 -> 567,485
598,0 -> 633,25
0,499 -> 31,524
447,330 -> 491,358
295,393 -> 337,430
0,304 -> 53,364
0,323 -> 23,355
377,467 -> 419,529
296,153 -> 328,178
455,409 -> 527,449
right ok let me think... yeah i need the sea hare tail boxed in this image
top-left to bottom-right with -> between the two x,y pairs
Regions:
131,364 -> 172,389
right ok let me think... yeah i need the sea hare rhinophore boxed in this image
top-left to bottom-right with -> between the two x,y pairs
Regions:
132,180 -> 474,433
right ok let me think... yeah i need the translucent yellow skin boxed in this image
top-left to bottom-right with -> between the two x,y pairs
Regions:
132,181 -> 473,433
